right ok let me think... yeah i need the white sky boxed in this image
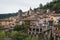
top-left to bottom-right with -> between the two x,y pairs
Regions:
0,0 -> 52,13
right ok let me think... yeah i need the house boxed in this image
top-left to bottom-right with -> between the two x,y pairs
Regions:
0,17 -> 16,28
51,14 -> 60,40
21,9 -> 52,36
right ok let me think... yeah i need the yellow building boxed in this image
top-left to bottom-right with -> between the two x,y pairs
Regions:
49,14 -> 60,23
50,14 -> 60,40
0,17 -> 16,28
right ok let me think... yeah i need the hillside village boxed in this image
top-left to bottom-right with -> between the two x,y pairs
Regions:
0,0 -> 60,40
0,7 -> 60,40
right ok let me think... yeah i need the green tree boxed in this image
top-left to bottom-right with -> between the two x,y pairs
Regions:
39,0 -> 60,13
8,24 -> 27,40
25,35 -> 38,40
0,25 -> 4,30
0,31 -> 5,40
38,0 -> 60,13
13,24 -> 25,31
8,31 -> 27,40
53,0 -> 60,1
39,4 -> 43,9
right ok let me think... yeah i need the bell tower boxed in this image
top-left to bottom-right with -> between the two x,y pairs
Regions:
28,7 -> 32,16
18,9 -> 22,19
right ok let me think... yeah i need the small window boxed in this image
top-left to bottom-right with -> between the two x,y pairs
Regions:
40,28 -> 42,32
32,32 -> 34,35
36,32 -> 38,34
56,28 -> 57,30
36,29 -> 39,32
29,28 -> 31,31
10,26 -> 12,28
55,28 -> 58,30
12,24 -> 14,25
33,28 -> 35,31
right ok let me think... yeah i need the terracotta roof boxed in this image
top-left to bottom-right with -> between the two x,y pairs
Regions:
15,20 -> 20,23
43,15 -> 49,18
20,14 -> 50,21
51,14 -> 60,17
21,17 -> 37,21
0,19 -> 13,22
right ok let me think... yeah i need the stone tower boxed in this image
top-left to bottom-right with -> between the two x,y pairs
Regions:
18,9 -> 22,19
28,7 -> 32,16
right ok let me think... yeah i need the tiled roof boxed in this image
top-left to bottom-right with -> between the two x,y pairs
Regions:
21,17 -> 37,21
51,14 -> 60,17
0,19 -> 13,22
20,13 -> 50,21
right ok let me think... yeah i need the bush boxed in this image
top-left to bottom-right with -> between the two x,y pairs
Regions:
8,31 -> 27,40
13,24 -> 25,31
0,31 -> 5,40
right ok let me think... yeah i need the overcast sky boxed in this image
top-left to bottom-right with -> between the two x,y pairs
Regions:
0,0 -> 52,13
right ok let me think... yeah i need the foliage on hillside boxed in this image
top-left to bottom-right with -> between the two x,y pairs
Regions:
0,13 -> 18,19
0,31 -> 5,40
38,0 -> 60,13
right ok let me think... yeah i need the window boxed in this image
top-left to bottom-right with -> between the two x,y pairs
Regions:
29,28 -> 31,31
36,29 -> 39,32
55,28 -> 58,30
40,28 -> 42,32
33,28 -> 35,31
12,24 -> 14,25
32,32 -> 34,35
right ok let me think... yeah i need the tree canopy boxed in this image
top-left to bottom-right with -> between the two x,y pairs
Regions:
38,0 -> 60,13
0,13 -> 18,19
